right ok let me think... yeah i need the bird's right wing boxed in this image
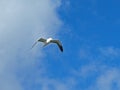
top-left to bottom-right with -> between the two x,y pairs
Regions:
51,40 -> 63,52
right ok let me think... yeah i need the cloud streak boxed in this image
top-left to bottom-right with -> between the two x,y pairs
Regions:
88,68 -> 120,90
0,0 -> 62,90
71,46 -> 120,90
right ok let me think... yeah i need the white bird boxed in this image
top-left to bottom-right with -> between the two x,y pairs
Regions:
32,37 -> 63,52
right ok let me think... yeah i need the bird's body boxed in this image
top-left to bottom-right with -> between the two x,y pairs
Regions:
32,37 -> 63,52
46,38 -> 52,43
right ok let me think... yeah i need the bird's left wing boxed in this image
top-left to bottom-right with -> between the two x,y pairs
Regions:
38,38 -> 46,42
51,40 -> 63,52
32,38 -> 46,49
31,41 -> 38,49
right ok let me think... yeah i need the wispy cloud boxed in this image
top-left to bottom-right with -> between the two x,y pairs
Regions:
35,77 -> 75,90
0,0 -> 62,90
88,68 -> 120,90
72,46 -> 120,89
99,46 -> 120,59
79,46 -> 120,62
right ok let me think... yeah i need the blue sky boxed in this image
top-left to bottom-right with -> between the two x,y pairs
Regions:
0,0 -> 120,90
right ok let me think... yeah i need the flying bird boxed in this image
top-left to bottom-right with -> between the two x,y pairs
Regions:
32,37 -> 63,52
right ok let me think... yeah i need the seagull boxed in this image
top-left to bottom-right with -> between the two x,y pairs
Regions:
32,37 -> 63,52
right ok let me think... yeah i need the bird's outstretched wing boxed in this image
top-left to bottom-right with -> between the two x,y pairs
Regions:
38,38 -> 46,42
51,40 -> 63,52
31,41 -> 38,49
32,38 -> 46,49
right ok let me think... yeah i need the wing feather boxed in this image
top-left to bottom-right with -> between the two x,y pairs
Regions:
32,38 -> 46,49
31,41 -> 38,49
38,38 -> 46,42
51,40 -> 63,52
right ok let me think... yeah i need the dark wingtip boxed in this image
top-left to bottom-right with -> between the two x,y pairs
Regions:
61,48 -> 63,52
61,50 -> 63,52
60,46 -> 63,52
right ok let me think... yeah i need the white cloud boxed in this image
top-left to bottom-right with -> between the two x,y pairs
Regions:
77,46 -> 120,90
34,77 -> 76,90
72,64 -> 98,78
79,46 -> 120,62
0,0 -> 62,90
89,68 -> 120,90
99,46 -> 120,59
